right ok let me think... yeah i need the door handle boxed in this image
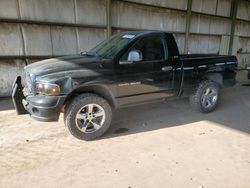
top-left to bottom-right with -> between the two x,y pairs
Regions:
161,66 -> 172,72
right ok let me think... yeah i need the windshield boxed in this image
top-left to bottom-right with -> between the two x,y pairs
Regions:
87,33 -> 136,59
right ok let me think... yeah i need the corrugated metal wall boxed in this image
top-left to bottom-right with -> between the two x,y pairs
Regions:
235,0 -> 250,68
0,0 -> 249,97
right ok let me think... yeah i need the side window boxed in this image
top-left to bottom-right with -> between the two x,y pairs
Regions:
121,36 -> 165,62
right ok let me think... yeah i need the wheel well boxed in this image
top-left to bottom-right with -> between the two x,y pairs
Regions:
203,73 -> 223,87
63,85 -> 117,111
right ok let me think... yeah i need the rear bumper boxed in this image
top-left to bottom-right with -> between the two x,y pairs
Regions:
12,76 -> 66,122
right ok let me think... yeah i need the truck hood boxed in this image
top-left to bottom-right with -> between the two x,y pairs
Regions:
23,55 -> 113,94
25,55 -> 108,78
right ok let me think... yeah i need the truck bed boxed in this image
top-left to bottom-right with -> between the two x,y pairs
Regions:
179,53 -> 238,88
179,54 -> 237,68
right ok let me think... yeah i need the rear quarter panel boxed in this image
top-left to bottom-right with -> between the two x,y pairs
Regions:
180,55 -> 237,96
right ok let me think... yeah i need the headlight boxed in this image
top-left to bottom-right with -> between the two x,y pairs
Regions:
36,82 -> 60,96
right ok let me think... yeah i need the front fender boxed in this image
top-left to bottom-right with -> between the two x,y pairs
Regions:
65,84 -> 118,108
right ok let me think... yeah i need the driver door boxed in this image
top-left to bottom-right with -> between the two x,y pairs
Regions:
115,35 -> 175,106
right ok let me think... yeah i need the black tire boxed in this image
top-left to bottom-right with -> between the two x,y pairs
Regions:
189,80 -> 220,113
64,93 -> 112,141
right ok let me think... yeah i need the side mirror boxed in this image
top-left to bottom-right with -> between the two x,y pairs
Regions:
128,50 -> 142,62
119,50 -> 143,65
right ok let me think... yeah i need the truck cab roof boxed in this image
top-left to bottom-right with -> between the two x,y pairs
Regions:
122,31 -> 171,37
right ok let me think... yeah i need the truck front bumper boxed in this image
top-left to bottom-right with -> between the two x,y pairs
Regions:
12,76 -> 66,122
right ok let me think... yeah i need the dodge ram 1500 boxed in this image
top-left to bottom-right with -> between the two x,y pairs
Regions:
12,31 -> 238,140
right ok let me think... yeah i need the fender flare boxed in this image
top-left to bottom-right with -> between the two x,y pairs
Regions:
64,84 -> 117,108
203,73 -> 223,87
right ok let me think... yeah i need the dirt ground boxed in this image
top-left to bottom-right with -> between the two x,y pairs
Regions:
0,72 -> 250,188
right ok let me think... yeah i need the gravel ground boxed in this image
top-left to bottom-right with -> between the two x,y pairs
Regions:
0,71 -> 249,188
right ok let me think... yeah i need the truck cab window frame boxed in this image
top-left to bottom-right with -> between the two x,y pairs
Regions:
120,35 -> 167,64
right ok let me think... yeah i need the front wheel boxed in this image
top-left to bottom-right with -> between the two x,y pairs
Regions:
64,94 -> 112,141
190,80 -> 220,113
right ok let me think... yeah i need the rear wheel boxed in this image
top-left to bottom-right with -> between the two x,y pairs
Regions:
64,94 -> 112,140
190,80 -> 220,113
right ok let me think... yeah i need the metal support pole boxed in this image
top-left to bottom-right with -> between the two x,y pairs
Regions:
106,0 -> 112,39
228,0 -> 239,55
184,0 -> 192,54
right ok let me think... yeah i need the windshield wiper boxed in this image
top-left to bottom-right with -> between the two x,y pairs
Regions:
80,51 -> 100,57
